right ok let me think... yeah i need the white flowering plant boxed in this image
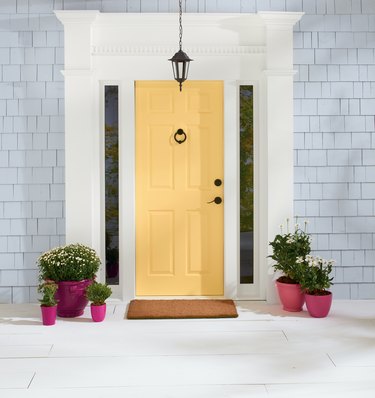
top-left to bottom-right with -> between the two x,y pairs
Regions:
269,219 -> 311,283
38,243 -> 101,282
298,255 -> 334,295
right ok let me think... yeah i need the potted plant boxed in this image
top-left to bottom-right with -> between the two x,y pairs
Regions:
38,243 -> 101,318
269,219 -> 311,312
38,281 -> 58,326
299,255 -> 334,318
86,282 -> 112,322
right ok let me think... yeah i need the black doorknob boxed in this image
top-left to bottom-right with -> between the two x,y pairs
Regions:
207,197 -> 222,205
214,179 -> 222,186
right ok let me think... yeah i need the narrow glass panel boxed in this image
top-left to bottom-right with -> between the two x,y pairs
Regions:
105,86 -> 119,285
239,85 -> 254,284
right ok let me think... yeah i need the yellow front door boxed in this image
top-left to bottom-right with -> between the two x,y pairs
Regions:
135,81 -> 223,295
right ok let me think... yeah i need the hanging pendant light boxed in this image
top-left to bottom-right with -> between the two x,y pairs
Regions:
169,0 -> 193,92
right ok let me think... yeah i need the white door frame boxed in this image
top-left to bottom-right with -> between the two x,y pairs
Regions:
56,11 -> 303,302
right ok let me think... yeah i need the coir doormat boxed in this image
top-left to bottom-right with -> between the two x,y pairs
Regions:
126,299 -> 238,319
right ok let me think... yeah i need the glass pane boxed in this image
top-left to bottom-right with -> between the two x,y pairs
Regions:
105,86 -> 119,285
239,85 -> 254,284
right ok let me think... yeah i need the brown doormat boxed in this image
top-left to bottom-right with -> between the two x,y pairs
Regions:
126,299 -> 238,319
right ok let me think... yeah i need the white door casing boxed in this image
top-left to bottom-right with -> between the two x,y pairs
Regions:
56,11 -> 303,302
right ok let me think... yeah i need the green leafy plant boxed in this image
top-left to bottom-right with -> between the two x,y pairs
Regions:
269,219 -> 311,283
299,255 -> 334,295
38,281 -> 58,307
86,282 -> 112,306
240,85 -> 254,233
38,243 -> 101,282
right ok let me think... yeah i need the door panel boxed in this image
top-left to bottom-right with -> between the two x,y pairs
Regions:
149,211 -> 174,275
135,81 -> 223,295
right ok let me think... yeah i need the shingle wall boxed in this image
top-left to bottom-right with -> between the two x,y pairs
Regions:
292,0 -> 375,299
0,0 -> 374,302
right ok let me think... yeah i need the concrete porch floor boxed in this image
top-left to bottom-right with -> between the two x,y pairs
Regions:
0,300 -> 375,397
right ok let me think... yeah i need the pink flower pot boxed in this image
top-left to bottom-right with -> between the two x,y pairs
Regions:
305,292 -> 332,318
41,305 -> 57,326
55,279 -> 93,318
275,280 -> 305,312
90,304 -> 106,322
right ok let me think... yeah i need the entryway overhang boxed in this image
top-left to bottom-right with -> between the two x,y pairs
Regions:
56,11 -> 303,302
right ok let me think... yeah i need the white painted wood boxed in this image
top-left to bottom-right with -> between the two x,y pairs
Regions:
0,370 -> 35,389
120,80 -> 136,301
55,11 -> 98,70
267,383 -> 375,398
0,301 -> 375,395
49,330 -> 288,357
55,12 -> 303,302
0,345 -> 52,358
259,12 -> 302,303
62,71 -> 95,247
12,354 -> 342,388
3,386 -> 269,398
224,81 -> 238,299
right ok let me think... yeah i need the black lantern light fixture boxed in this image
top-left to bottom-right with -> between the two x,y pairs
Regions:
169,0 -> 193,92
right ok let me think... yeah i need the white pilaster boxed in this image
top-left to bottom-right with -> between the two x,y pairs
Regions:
55,11 -> 99,249
259,12 -> 303,303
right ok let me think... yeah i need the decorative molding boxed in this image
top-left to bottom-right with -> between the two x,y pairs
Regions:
55,10 -> 303,29
92,45 -> 266,57
94,12 -> 264,28
55,10 -> 99,25
258,11 -> 304,28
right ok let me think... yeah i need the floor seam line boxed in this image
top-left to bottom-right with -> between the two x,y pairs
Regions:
327,353 -> 337,367
27,372 -> 36,389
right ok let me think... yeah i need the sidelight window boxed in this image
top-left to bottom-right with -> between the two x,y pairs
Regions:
239,85 -> 254,285
105,86 -> 119,285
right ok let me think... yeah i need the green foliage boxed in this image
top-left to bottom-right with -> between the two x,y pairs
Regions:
105,87 -> 119,235
104,87 -> 119,265
299,255 -> 334,295
86,282 -> 112,306
269,221 -> 311,283
38,281 -> 58,307
38,244 -> 101,282
240,86 -> 254,233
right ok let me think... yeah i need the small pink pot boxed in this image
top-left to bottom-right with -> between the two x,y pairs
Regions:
275,280 -> 305,312
41,305 -> 57,326
305,292 -> 332,318
90,304 -> 106,322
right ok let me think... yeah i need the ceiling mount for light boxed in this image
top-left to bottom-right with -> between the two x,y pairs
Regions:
169,0 -> 193,92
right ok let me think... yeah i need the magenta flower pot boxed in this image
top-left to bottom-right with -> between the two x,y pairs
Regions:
305,292 -> 332,318
276,280 -> 305,312
90,304 -> 106,322
41,305 -> 57,326
56,279 -> 92,318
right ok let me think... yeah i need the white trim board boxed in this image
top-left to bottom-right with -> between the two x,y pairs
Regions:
56,11 -> 303,302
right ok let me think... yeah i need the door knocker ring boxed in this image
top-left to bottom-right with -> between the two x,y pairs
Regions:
174,129 -> 187,145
